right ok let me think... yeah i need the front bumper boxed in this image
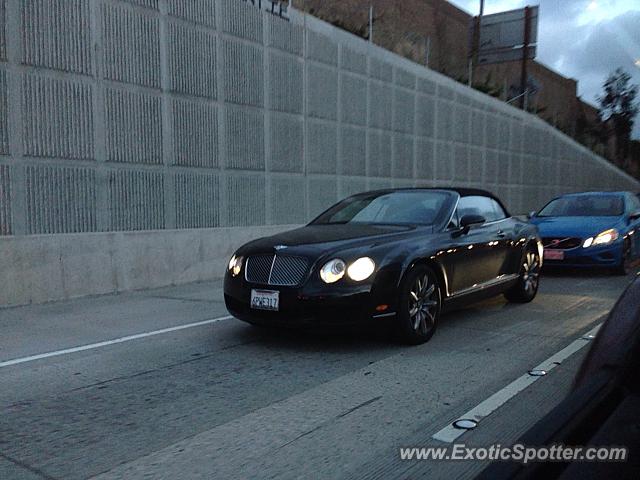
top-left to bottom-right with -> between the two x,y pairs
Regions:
543,241 -> 623,268
223,273 -> 391,328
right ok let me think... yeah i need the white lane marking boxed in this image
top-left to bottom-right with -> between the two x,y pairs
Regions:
0,315 -> 233,369
432,322 -> 602,443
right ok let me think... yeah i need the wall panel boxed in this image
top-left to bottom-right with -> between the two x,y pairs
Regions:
0,164 -> 10,234
107,169 -> 164,231
175,173 -> 220,228
26,165 -> 96,234
105,88 -> 162,164
22,0 -> 91,74
101,3 -> 160,88
168,22 -> 217,99
172,98 -> 218,168
22,74 -> 94,160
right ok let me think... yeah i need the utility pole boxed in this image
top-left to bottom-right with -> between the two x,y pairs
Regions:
425,35 -> 431,67
468,0 -> 485,87
519,6 -> 531,110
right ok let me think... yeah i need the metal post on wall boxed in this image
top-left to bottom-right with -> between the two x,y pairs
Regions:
520,6 -> 531,110
469,0 -> 485,87
425,35 -> 431,67
369,5 -> 373,42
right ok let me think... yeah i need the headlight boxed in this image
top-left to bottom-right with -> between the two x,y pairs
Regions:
228,254 -> 243,277
320,259 -> 346,283
347,257 -> 376,281
583,229 -> 619,248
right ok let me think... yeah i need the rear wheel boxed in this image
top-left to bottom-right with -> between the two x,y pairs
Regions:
505,248 -> 540,303
397,265 -> 441,345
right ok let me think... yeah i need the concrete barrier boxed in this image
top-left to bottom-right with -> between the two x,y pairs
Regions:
0,224 -> 297,306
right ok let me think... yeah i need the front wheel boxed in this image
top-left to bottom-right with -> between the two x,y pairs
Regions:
505,249 -> 540,303
397,265 -> 442,345
613,241 -> 633,276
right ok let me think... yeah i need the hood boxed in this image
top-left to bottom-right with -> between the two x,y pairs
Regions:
531,216 -> 625,238
239,223 -> 424,255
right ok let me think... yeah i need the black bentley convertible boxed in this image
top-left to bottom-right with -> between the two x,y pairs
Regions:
224,188 -> 542,344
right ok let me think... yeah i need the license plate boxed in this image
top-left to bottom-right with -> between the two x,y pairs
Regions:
544,249 -> 564,260
250,289 -> 279,311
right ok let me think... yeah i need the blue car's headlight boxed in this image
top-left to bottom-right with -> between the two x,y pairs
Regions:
583,229 -> 619,248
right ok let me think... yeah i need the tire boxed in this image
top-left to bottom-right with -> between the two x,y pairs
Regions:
397,264 -> 442,345
613,241 -> 633,276
505,247 -> 540,303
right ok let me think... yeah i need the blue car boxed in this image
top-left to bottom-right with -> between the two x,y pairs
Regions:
529,191 -> 640,274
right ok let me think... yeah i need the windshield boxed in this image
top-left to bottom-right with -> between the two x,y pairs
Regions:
311,191 -> 452,226
538,195 -> 624,217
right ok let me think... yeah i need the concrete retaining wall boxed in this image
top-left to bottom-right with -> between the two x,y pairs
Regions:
0,0 -> 638,306
0,224 -> 296,306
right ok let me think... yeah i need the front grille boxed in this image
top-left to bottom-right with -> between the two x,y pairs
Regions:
245,255 -> 309,287
542,237 -> 582,250
245,255 -> 273,284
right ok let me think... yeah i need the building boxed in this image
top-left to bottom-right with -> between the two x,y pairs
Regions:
293,0 -> 606,156
474,60 -> 581,135
292,0 -> 471,79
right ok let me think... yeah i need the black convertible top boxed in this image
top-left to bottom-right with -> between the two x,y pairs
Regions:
350,187 -> 511,217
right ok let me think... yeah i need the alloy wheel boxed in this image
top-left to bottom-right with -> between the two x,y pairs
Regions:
408,273 -> 439,334
522,251 -> 540,295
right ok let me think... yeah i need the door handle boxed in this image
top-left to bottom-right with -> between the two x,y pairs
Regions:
496,230 -> 506,238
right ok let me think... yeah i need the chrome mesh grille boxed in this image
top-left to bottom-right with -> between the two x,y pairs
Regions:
245,255 -> 273,284
269,256 -> 309,286
245,255 -> 309,287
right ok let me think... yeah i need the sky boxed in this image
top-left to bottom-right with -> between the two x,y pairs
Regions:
448,0 -> 640,138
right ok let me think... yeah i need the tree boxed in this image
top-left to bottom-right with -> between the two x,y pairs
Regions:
598,68 -> 639,167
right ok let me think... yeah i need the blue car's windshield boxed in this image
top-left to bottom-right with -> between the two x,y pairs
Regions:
538,195 -> 624,217
312,191 -> 452,226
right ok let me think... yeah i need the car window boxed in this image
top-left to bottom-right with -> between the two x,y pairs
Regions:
626,193 -> 640,213
490,199 -> 507,221
313,191 -> 452,226
538,195 -> 624,217
456,195 -> 500,223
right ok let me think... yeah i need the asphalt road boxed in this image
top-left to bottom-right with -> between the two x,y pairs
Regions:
0,268 -> 636,480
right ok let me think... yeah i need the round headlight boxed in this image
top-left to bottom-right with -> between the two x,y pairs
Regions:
347,257 -> 376,281
228,254 -> 243,277
320,259 -> 346,284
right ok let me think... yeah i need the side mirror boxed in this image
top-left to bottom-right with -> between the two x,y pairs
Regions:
460,214 -> 486,229
527,211 -> 537,220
